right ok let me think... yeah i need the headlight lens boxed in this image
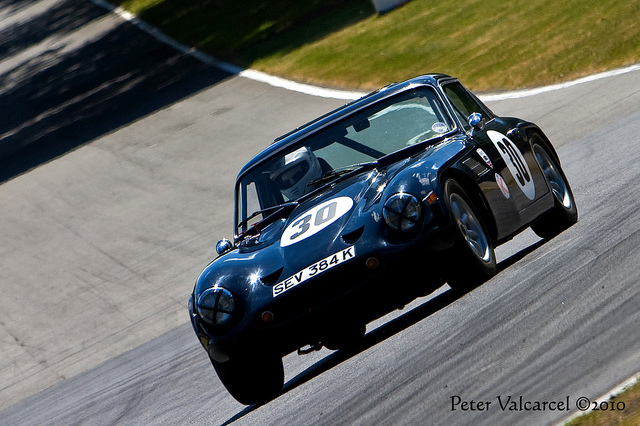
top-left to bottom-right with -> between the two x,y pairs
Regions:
197,287 -> 235,326
383,193 -> 422,232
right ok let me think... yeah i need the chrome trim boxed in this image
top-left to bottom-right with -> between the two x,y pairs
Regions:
383,193 -> 422,232
197,287 -> 235,326
216,238 -> 233,255
533,145 -> 572,209
449,193 -> 491,262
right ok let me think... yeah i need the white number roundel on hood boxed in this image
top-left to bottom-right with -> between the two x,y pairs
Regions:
487,130 -> 535,200
280,197 -> 354,247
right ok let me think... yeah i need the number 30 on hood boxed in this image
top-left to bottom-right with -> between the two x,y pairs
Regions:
280,197 -> 354,247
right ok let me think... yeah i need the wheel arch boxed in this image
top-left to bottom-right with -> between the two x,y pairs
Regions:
439,167 -> 498,245
523,126 -> 562,166
523,126 -> 575,195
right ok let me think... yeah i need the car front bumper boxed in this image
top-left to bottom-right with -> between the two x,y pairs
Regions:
191,221 -> 455,363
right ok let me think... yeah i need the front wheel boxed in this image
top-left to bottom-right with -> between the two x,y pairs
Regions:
322,324 -> 366,351
443,179 -> 496,291
211,355 -> 284,405
530,143 -> 578,239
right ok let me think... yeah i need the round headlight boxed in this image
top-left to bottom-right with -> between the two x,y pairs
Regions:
383,193 -> 422,232
197,287 -> 235,326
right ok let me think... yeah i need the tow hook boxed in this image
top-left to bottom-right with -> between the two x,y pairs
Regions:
297,343 -> 322,355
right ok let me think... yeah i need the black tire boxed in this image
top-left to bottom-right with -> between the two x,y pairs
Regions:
443,179 -> 496,290
211,355 -> 284,405
322,324 -> 366,351
530,143 -> 578,239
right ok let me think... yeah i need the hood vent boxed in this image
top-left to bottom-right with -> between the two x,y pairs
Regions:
341,226 -> 365,244
260,267 -> 284,286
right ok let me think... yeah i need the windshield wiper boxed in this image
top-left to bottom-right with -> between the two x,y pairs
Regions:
307,161 -> 378,187
376,135 -> 447,167
236,201 -> 298,239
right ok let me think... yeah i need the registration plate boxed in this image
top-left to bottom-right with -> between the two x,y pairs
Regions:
272,246 -> 356,297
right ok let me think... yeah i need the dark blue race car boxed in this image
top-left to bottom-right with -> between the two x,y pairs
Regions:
188,74 -> 577,404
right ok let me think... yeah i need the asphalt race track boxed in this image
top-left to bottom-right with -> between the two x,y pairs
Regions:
1,1 -> 640,425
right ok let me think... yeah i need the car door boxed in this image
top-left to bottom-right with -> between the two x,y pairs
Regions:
441,80 -> 543,238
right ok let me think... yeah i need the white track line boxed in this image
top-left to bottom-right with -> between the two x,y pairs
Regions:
556,372 -> 640,425
89,0 -> 364,100
90,0 -> 640,102
480,64 -> 640,102
89,2 -> 640,422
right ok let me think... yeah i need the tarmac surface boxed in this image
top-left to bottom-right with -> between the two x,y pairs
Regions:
0,0 -> 344,410
1,1 -> 640,424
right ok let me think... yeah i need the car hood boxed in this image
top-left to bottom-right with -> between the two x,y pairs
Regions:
198,168 -> 383,283
195,138 -> 466,301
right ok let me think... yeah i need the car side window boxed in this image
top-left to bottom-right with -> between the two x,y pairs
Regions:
443,82 -> 485,132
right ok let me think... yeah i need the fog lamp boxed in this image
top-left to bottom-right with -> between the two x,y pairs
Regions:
365,257 -> 380,270
261,311 -> 275,323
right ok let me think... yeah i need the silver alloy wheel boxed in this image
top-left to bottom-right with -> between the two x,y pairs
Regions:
450,193 -> 491,262
534,146 -> 572,209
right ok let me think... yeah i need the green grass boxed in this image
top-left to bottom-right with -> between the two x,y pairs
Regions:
107,1 -> 640,423
566,380 -> 640,426
111,0 -> 640,92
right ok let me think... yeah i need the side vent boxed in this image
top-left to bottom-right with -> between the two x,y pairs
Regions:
462,157 -> 489,177
341,226 -> 365,244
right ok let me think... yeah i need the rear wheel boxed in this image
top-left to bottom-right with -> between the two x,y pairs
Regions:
443,179 -> 496,291
211,355 -> 284,405
530,143 -> 578,239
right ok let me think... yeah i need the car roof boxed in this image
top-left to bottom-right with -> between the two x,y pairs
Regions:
236,74 -> 454,181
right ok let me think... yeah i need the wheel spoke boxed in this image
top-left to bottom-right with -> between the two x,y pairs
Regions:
466,234 -> 478,249
535,146 -> 572,209
450,193 -> 490,261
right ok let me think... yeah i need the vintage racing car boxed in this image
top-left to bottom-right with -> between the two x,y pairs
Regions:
188,74 -> 578,404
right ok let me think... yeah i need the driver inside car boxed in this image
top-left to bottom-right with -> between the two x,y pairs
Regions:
270,146 -> 323,200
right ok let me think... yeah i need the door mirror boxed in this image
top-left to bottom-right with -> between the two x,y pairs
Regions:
216,238 -> 233,255
467,112 -> 484,132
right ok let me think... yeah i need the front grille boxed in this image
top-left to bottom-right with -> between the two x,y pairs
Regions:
258,256 -> 382,328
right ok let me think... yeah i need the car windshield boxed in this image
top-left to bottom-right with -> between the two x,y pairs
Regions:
235,87 -> 454,234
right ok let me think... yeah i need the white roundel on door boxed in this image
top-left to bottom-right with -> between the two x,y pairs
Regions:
281,197 -> 354,247
487,130 -> 535,200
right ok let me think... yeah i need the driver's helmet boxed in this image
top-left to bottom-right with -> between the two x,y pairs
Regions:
270,146 -> 322,199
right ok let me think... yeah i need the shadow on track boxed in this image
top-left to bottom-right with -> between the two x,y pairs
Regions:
220,288 -> 465,425
0,1 -> 232,184
0,0 -> 35,14
497,238 -> 547,273
221,235 -> 552,424
0,0 -> 105,58
130,0 -> 375,66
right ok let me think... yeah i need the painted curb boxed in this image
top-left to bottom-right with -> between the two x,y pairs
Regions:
90,0 -> 640,104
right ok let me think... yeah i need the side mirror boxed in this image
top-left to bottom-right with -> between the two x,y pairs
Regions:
467,112 -> 485,132
216,238 -> 233,255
